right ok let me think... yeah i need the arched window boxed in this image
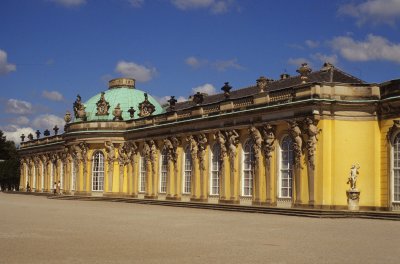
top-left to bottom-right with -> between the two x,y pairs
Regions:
242,140 -> 255,196
393,134 -> 400,202
139,155 -> 146,193
183,146 -> 192,194
91,151 -> 105,191
279,136 -> 294,198
210,144 -> 220,195
160,147 -> 168,193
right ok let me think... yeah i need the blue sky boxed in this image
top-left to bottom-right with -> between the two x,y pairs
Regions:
1,0 -> 400,143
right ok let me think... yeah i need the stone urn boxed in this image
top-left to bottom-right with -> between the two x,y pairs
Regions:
113,103 -> 123,121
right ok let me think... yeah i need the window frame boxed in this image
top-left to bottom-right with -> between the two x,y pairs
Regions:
183,146 -> 192,194
242,139 -> 254,197
210,143 -> 220,196
91,151 -> 105,192
278,135 -> 294,199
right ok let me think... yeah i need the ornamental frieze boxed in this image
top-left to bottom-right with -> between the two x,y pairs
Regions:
138,93 -> 155,117
96,92 -> 110,116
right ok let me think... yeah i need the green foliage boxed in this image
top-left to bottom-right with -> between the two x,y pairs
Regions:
0,130 -> 20,190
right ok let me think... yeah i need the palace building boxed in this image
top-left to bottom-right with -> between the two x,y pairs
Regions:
18,62 -> 400,211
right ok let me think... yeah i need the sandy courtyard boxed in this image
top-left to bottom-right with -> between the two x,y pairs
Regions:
0,193 -> 399,264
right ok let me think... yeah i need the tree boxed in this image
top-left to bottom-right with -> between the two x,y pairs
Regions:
0,130 -> 20,191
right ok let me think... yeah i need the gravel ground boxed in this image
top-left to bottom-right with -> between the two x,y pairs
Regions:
0,193 -> 399,264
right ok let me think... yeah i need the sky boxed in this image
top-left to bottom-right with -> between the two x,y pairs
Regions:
1,0 -> 400,144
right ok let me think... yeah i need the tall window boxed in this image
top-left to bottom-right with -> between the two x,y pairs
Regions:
242,140 -> 255,196
279,136 -> 294,198
71,160 -> 76,191
210,144 -> 220,195
183,146 -> 192,194
393,134 -> 400,202
92,151 -> 105,191
139,155 -> 146,193
160,148 -> 168,193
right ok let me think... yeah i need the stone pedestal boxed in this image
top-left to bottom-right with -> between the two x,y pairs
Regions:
346,189 -> 360,211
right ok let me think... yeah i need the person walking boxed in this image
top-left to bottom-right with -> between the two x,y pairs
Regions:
53,182 -> 57,195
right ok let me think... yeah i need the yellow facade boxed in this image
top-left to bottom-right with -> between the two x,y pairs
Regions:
18,70 -> 400,211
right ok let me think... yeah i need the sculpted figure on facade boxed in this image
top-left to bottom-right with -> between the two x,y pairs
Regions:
125,141 -> 138,162
105,141 -> 115,162
214,130 -> 227,160
197,133 -> 208,170
226,129 -> 239,162
142,141 -> 151,164
148,140 -> 158,172
186,135 -> 198,160
73,94 -> 86,120
249,125 -> 263,160
118,143 -> 129,166
288,120 -> 303,167
164,137 -> 179,164
303,118 -> 321,169
261,124 -> 276,163
348,164 -> 360,190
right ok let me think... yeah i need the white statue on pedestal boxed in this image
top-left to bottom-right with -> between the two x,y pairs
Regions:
347,164 -> 360,190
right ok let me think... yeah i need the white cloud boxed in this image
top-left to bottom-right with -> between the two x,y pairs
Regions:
339,0 -> 400,25
2,125 -> 35,145
11,116 -> 30,126
288,58 -> 312,68
311,53 -> 338,65
128,0 -> 144,8
6,99 -> 32,114
42,90 -> 64,101
331,34 -> 400,63
49,0 -> 86,7
155,95 -> 186,106
305,40 -> 319,48
31,114 -> 65,130
0,49 -> 16,76
185,56 -> 207,68
192,83 -> 216,95
115,60 -> 156,82
213,58 -> 244,71
171,0 -> 233,14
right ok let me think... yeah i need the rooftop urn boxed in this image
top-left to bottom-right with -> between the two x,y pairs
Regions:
221,82 -> 232,99
296,63 -> 312,83
128,107 -> 136,119
27,133 -> 34,141
168,96 -> 177,111
35,130 -> 41,139
112,103 -> 123,121
43,129 -> 50,137
20,134 -> 25,142
53,125 -> 59,135
64,111 -> 72,123
256,76 -> 268,93
193,92 -> 204,105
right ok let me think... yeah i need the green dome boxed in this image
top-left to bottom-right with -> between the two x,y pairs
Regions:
76,84 -> 164,122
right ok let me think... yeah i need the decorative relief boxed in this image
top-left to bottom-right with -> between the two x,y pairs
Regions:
138,93 -> 155,117
261,124 -> 276,165
105,141 -> 115,163
73,95 -> 87,120
197,133 -> 208,170
303,118 -> 321,170
288,120 -> 303,168
149,140 -> 157,173
96,92 -> 110,116
163,137 -> 180,165
125,141 -> 138,162
186,135 -> 198,161
387,120 -> 400,142
214,130 -> 227,161
249,125 -> 263,161
118,143 -> 129,166
226,129 -> 239,164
